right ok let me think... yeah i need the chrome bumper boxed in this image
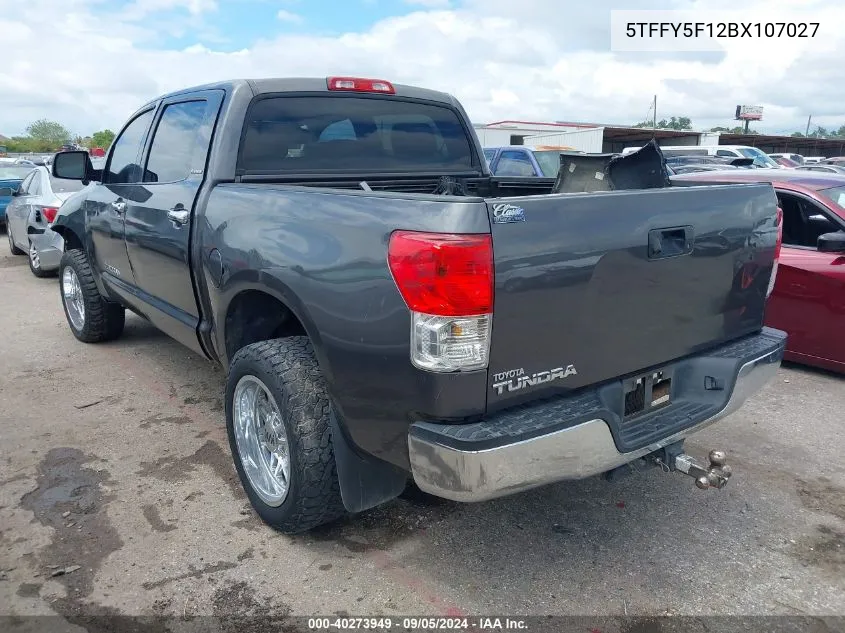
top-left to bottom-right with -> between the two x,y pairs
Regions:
408,337 -> 783,502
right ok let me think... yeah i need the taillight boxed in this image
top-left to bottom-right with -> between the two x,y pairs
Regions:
42,207 -> 59,224
326,76 -> 395,94
766,206 -> 783,298
388,231 -> 493,372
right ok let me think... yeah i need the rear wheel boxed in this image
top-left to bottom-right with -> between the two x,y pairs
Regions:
7,224 -> 24,255
59,249 -> 125,343
28,241 -> 53,278
226,337 -> 346,533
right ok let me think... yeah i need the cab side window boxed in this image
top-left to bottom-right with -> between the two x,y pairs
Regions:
777,192 -> 840,248
144,100 -> 210,183
105,109 -> 155,184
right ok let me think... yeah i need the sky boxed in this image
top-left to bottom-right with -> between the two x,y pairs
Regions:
1,0 -> 843,138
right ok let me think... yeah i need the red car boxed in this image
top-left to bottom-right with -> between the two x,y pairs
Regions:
772,156 -> 800,168
674,169 -> 845,373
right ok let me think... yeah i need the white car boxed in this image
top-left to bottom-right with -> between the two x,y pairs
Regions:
5,166 -> 87,277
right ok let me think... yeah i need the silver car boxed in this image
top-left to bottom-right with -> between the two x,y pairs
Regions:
6,166 -> 87,277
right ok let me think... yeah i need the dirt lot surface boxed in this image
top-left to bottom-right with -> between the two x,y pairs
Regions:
1,239 -> 844,630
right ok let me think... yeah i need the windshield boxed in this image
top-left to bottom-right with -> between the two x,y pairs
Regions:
0,166 -> 34,180
737,147 -> 780,168
533,150 -> 566,177
819,185 -> 845,209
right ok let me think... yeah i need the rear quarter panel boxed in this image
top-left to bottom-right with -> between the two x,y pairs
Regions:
201,184 -> 492,468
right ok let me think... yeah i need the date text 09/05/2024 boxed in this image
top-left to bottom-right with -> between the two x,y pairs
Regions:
307,617 -> 529,630
625,22 -> 819,38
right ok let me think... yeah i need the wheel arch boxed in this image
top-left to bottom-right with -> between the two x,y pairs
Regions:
218,274 -> 330,380
219,276 -> 407,514
50,225 -> 84,252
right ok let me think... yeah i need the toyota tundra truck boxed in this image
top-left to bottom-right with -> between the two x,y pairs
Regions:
49,77 -> 786,533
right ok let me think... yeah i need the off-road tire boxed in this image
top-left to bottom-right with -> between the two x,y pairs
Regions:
7,224 -> 24,255
59,249 -> 125,343
226,337 -> 346,533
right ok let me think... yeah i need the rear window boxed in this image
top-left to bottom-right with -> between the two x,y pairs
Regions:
49,175 -> 86,193
238,96 -> 475,174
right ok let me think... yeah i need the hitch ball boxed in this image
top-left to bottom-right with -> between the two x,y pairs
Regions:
709,450 -> 727,467
672,450 -> 732,490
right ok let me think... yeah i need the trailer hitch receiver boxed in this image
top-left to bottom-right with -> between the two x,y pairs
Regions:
672,450 -> 732,490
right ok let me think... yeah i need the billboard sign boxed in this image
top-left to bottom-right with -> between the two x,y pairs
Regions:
735,105 -> 764,121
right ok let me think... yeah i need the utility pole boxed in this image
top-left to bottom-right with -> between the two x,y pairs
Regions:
653,95 -> 657,131
806,115 -> 812,136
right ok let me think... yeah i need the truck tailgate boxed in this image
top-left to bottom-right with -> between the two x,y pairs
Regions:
486,183 -> 779,411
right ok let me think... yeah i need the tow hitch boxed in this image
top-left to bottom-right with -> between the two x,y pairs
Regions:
602,442 -> 733,489
650,443 -> 733,490
672,451 -> 732,489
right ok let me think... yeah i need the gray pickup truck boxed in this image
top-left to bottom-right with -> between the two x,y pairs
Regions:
50,76 -> 786,533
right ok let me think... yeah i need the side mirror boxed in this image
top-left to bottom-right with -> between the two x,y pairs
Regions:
52,150 -> 92,181
0,187 -> 13,197
817,231 -> 845,253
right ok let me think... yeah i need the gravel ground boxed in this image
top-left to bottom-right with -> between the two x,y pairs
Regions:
1,237 -> 844,630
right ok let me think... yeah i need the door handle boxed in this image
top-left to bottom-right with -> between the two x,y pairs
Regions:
111,200 -> 126,214
167,207 -> 190,226
648,226 -> 694,259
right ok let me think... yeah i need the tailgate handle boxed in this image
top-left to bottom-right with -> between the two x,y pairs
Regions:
648,226 -> 693,260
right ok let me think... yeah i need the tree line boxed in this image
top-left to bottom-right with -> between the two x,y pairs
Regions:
632,116 -> 845,138
2,119 -> 115,153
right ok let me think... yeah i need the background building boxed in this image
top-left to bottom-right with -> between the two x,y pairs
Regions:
473,120 -> 845,157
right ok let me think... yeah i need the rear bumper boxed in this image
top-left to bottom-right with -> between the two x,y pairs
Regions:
408,328 -> 786,502
29,229 -> 63,271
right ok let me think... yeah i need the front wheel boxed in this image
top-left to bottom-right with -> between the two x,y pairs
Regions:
226,337 -> 346,533
59,249 -> 125,343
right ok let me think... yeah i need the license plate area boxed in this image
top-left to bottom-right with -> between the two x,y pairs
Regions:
623,368 -> 674,419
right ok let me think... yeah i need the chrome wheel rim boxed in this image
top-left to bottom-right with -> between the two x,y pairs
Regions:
62,267 -> 85,331
29,244 -> 40,269
232,375 -> 291,507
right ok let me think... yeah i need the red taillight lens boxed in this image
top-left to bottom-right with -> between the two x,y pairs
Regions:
387,231 -> 493,317
42,207 -> 59,224
326,76 -> 395,94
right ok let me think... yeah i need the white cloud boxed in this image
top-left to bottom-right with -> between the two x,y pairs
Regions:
405,0 -> 451,8
0,0 -> 843,138
120,0 -> 218,19
276,9 -> 303,23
